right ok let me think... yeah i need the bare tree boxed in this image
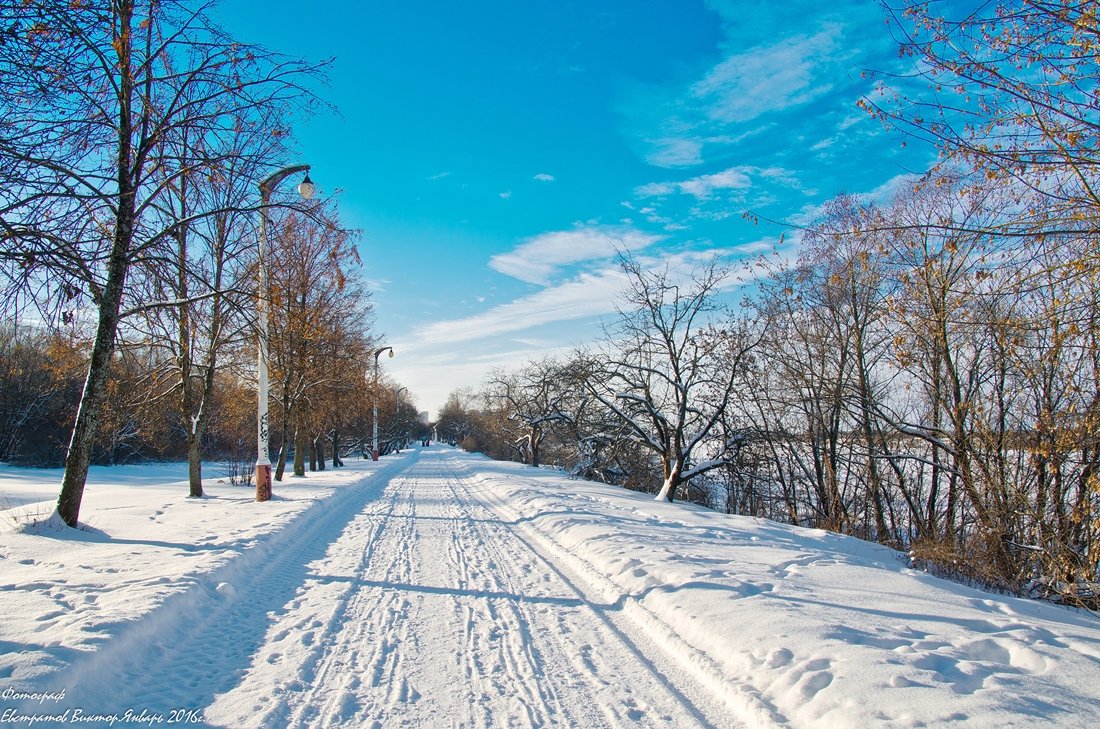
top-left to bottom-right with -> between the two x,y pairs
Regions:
487,357 -> 571,468
437,389 -> 481,447
0,0 -> 325,526
266,208 -> 371,480
865,0 -> 1100,239
130,119 -> 283,497
592,256 -> 757,502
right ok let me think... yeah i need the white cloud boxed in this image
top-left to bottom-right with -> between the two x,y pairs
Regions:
646,137 -> 704,168
789,172 -> 920,226
411,267 -> 631,345
621,8 -> 874,169
488,226 -> 662,285
391,243 -> 778,416
636,166 -> 754,200
533,173 -> 556,182
385,340 -> 574,419
499,191 -> 512,199
838,114 -> 864,131
691,25 -> 842,124
680,168 -> 753,198
415,245 -> 763,348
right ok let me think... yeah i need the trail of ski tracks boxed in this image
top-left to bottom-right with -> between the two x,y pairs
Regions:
55,448 -> 742,728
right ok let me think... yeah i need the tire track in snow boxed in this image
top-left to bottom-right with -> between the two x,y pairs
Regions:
454,452 -> 784,728
437,467 -> 563,728
223,448 -> 727,727
53,448 -> 741,727
279,475 -> 420,728
429,451 -> 732,728
340,449 -> 724,728
209,464 -> 421,728
38,457 -> 411,721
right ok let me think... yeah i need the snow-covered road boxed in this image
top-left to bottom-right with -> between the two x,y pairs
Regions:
4,446 -> 1097,728
203,448 -> 725,728
25,448 -> 726,728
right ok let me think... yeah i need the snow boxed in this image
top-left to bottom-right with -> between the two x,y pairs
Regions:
0,447 -> 1097,728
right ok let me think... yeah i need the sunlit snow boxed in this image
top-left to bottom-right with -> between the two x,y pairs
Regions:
1,446 -> 1096,727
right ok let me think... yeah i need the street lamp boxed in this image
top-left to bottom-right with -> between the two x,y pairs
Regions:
392,386 -> 408,453
256,164 -> 314,503
371,346 -> 394,460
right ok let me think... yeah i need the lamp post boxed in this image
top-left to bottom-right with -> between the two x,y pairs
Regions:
371,346 -> 394,460
256,165 -> 314,502
393,386 -> 408,453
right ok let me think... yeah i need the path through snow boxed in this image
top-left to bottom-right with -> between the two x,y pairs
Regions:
29,448 -> 731,728
204,448 -> 725,727
4,446 -> 1097,728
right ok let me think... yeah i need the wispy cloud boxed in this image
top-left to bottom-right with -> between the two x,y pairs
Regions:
636,167 -> 752,200
489,226 -> 662,285
411,267 -> 631,345
427,171 -> 451,180
533,173 -> 556,182
413,245 -> 762,348
789,172 -> 921,226
499,190 -> 513,200
635,166 -> 808,204
385,340 -> 574,418
690,25 -> 842,125
364,277 -> 391,293
618,2 -> 885,170
392,242 -> 778,416
645,138 -> 704,168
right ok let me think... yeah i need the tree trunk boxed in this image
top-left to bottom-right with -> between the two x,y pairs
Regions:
57,4 -> 137,527
58,309 -> 123,525
274,399 -> 291,481
529,427 -> 541,467
293,425 -> 307,476
275,442 -> 288,481
655,457 -> 682,502
855,351 -> 889,542
316,435 -> 325,471
176,206 -> 204,499
332,429 -> 342,467
187,431 -> 203,498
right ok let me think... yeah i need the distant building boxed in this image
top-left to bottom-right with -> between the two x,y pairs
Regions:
418,411 -> 430,425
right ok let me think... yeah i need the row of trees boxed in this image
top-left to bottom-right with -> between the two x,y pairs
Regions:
438,0 -> 1100,602
0,1 -> 412,524
0,296 -> 429,477
437,258 -> 757,505
441,177 -> 1097,601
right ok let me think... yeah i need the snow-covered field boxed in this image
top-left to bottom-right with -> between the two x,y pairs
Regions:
0,446 -> 1097,728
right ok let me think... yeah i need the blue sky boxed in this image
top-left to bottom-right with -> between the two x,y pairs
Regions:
213,0 -> 931,418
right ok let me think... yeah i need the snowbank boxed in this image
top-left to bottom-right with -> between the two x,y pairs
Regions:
456,451 -> 1100,728
0,458 -> 400,689
1,449 -> 1097,728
